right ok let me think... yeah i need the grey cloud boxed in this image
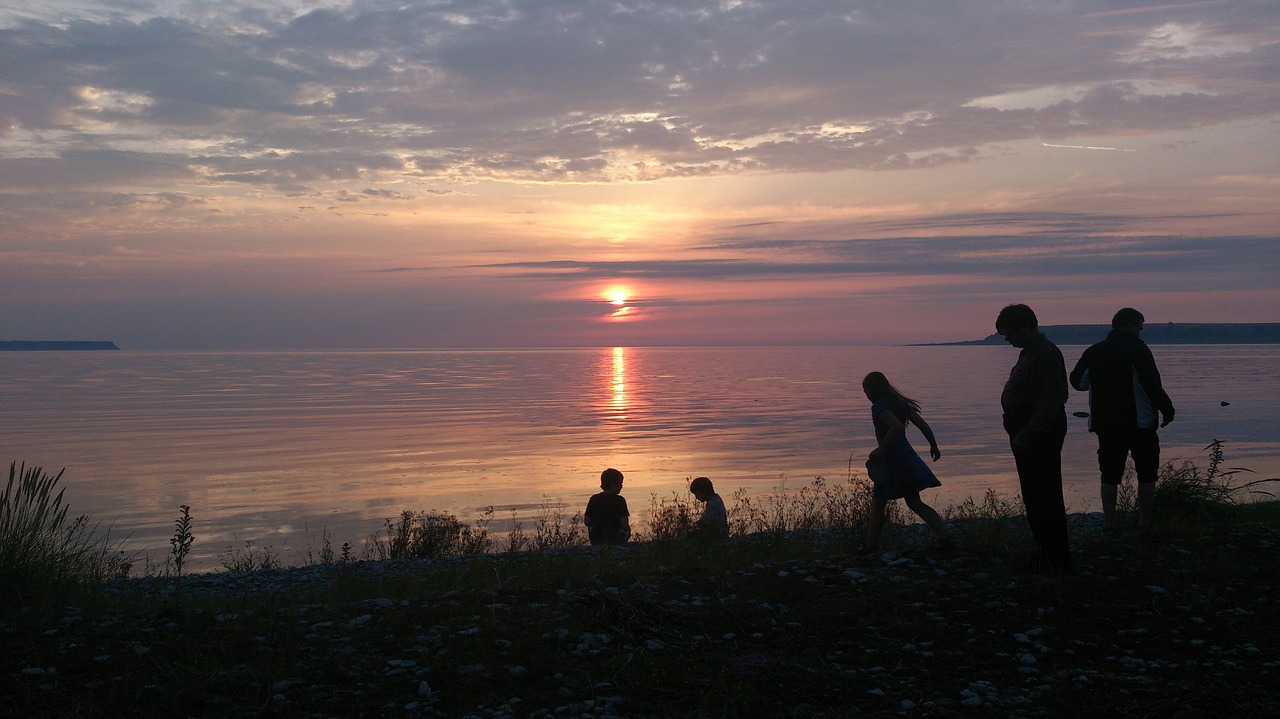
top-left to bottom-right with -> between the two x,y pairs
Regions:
1,0 -> 1275,190
0,149 -> 194,189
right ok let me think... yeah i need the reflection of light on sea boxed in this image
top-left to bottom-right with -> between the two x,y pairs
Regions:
610,346 -> 627,419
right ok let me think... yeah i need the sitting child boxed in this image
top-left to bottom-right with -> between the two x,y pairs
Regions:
690,476 -> 729,538
584,467 -> 630,545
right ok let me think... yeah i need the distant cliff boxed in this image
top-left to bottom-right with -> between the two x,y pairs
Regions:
1,340 -> 120,351
940,323 -> 1280,346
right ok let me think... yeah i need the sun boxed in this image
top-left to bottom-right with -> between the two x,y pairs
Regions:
601,285 -> 639,322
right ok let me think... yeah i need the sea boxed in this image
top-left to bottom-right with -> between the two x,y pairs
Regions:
3,345 -> 1277,571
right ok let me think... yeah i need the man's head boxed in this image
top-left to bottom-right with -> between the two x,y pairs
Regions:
1112,307 -> 1145,335
996,304 -> 1039,348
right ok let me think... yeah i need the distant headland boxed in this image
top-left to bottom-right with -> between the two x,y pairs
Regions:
1,340 -> 120,351
933,323 -> 1280,346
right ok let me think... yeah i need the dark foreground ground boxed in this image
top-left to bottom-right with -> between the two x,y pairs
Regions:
4,515 -> 1279,719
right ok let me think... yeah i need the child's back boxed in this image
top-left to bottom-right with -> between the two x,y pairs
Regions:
690,476 -> 729,538
584,468 -> 630,545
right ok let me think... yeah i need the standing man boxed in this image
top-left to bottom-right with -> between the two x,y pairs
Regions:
996,304 -> 1073,574
1069,308 -> 1175,532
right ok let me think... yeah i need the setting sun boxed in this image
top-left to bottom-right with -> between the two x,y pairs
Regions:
607,288 -> 629,306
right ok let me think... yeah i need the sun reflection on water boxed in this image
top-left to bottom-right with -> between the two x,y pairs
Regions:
610,346 -> 627,419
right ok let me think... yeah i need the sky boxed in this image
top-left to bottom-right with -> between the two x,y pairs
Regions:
1,0 -> 1277,349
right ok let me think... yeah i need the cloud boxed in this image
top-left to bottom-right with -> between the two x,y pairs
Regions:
469,211 -> 1278,288
0,1 -> 1276,348
2,0 -> 1276,191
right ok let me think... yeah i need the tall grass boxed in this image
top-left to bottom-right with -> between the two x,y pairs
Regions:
637,470 -> 886,549
502,497 -> 586,552
942,488 -> 1026,551
363,507 -> 494,560
1116,439 -> 1280,528
9,437 -> 1274,604
0,462 -> 131,607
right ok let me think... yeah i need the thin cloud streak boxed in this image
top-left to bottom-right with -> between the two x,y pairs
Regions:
1042,143 -> 1138,152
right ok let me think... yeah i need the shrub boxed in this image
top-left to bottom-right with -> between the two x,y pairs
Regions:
1,462 -> 131,607
1115,439 -> 1279,528
730,475 -> 881,539
639,491 -> 702,542
365,507 -> 493,560
219,540 -> 280,572
531,497 -> 585,550
942,488 -> 1026,551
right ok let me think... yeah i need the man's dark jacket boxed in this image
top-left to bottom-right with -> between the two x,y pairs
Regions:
1069,329 -> 1173,432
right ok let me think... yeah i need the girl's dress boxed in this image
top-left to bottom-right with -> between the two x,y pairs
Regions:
870,399 -> 942,500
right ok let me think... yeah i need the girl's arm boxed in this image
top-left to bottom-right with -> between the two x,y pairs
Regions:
907,410 -> 942,461
870,408 -> 905,460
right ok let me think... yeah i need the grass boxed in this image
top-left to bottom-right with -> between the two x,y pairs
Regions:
0,463 -> 131,609
3,440 -> 1275,603
1114,439 -> 1279,531
2,446 -> 1278,717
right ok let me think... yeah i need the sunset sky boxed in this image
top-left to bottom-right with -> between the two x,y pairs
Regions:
2,0 -> 1277,349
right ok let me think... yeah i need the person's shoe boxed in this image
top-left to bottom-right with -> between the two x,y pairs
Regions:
854,544 -> 881,557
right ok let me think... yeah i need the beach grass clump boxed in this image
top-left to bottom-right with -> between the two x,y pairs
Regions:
364,507 -> 493,560
729,473 -> 887,545
1115,439 -> 1280,529
531,497 -> 586,549
0,462 -> 131,607
941,487 -> 1026,552
502,498 -> 587,552
639,490 -> 703,542
218,539 -> 281,572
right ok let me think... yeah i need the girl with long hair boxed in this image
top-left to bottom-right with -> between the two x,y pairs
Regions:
858,371 -> 954,554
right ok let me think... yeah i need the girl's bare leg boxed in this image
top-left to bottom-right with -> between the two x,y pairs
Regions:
865,496 -> 888,548
904,493 -> 950,539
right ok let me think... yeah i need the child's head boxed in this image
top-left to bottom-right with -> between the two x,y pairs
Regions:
689,476 -> 714,501
862,371 -> 891,402
600,467 -> 624,493
862,372 -> 922,413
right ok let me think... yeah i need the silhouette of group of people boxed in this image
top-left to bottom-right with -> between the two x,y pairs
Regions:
584,305 -> 1175,576
858,304 -> 1175,574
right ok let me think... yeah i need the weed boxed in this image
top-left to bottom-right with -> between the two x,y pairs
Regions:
167,504 -> 194,579
1114,439 -> 1280,529
0,462 -> 130,608
942,487 -> 1026,552
503,513 -> 534,553
364,507 -> 493,560
218,539 -> 280,572
531,496 -> 586,550
730,474 -> 884,541
639,490 -> 702,542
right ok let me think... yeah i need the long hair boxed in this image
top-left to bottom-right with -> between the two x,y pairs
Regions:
862,371 -> 922,418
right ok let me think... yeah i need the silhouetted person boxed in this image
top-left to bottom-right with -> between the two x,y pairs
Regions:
856,371 -> 953,554
1069,308 -> 1175,531
584,467 -> 630,545
689,476 -> 729,538
996,304 -> 1072,574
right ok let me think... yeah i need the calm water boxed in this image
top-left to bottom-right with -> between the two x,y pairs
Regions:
3,345 -> 1277,570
